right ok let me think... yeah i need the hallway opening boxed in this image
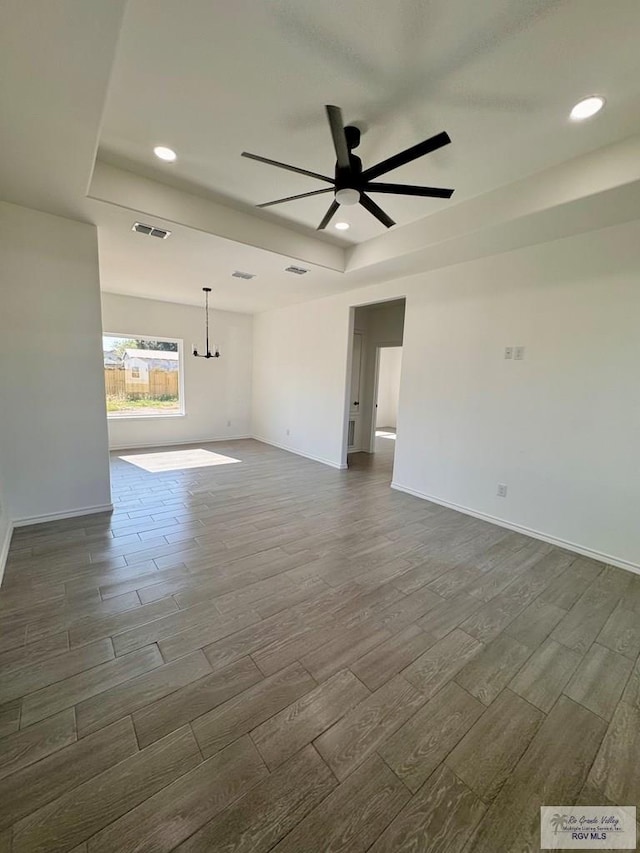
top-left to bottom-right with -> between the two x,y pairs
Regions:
344,299 -> 405,480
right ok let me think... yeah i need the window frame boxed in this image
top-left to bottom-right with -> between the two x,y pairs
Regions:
103,332 -> 186,420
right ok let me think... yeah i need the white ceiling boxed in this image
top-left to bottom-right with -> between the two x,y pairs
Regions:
0,0 -> 127,220
2,0 -> 640,313
93,200 -> 347,313
99,0 -> 640,243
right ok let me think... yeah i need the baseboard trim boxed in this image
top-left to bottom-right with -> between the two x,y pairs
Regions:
0,519 -> 14,587
109,434 -> 252,452
12,503 -> 114,528
252,436 -> 347,470
391,481 -> 640,575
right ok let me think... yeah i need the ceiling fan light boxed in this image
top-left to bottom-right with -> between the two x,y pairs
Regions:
569,96 -> 605,121
334,221 -> 350,230
335,188 -> 360,206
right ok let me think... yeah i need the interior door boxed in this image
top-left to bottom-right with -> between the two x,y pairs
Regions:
348,332 -> 363,451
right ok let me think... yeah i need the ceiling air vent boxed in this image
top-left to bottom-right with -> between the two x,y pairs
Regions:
132,222 -> 171,239
285,265 -> 308,275
232,271 -> 255,280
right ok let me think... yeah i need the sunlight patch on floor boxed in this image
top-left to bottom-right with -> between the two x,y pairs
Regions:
119,448 -> 241,472
375,430 -> 397,441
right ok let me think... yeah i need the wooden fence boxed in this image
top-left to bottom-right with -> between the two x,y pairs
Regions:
104,368 -> 178,399
149,369 -> 179,398
104,369 -> 125,397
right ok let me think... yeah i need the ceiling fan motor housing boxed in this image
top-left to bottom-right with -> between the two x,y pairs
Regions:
345,125 -> 361,150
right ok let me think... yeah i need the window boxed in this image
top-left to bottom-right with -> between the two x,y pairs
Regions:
103,334 -> 184,418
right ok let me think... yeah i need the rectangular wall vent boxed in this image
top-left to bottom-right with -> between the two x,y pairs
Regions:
285,265 -> 308,275
232,271 -> 255,280
132,222 -> 171,239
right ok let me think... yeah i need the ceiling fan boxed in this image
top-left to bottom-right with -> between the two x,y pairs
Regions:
242,105 -> 454,230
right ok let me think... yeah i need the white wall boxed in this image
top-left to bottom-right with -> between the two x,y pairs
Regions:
252,298 -> 352,468
376,347 -> 402,429
252,220 -> 640,570
0,201 -> 111,531
101,293 -> 252,449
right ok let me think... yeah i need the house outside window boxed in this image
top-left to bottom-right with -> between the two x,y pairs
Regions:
103,334 -> 184,418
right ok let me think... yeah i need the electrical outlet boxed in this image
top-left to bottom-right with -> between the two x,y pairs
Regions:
504,346 -> 513,359
286,429 -> 290,436
497,483 -> 508,498
227,420 -> 231,427
514,346 -> 525,361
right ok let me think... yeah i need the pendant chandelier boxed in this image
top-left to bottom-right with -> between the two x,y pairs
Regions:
192,287 -> 220,359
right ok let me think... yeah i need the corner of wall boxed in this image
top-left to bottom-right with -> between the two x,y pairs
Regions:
0,515 -> 13,588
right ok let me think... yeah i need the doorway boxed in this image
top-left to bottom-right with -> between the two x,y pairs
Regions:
343,298 -> 406,478
372,345 -> 402,458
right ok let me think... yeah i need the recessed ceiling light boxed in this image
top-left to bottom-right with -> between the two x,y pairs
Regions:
335,221 -> 350,231
154,145 -> 177,162
570,96 -> 605,121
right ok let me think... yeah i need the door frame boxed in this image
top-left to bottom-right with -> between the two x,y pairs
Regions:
348,331 -> 365,452
341,297 -> 407,468
340,307 -> 357,468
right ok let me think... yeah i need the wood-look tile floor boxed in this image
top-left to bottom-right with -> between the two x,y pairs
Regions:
1,436 -> 639,852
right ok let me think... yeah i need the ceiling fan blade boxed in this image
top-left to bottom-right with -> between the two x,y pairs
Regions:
317,200 -> 339,230
359,194 -> 395,228
362,131 -> 451,181
242,151 -> 333,184
364,182 -> 454,199
257,188 -> 335,208
325,105 -> 350,170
